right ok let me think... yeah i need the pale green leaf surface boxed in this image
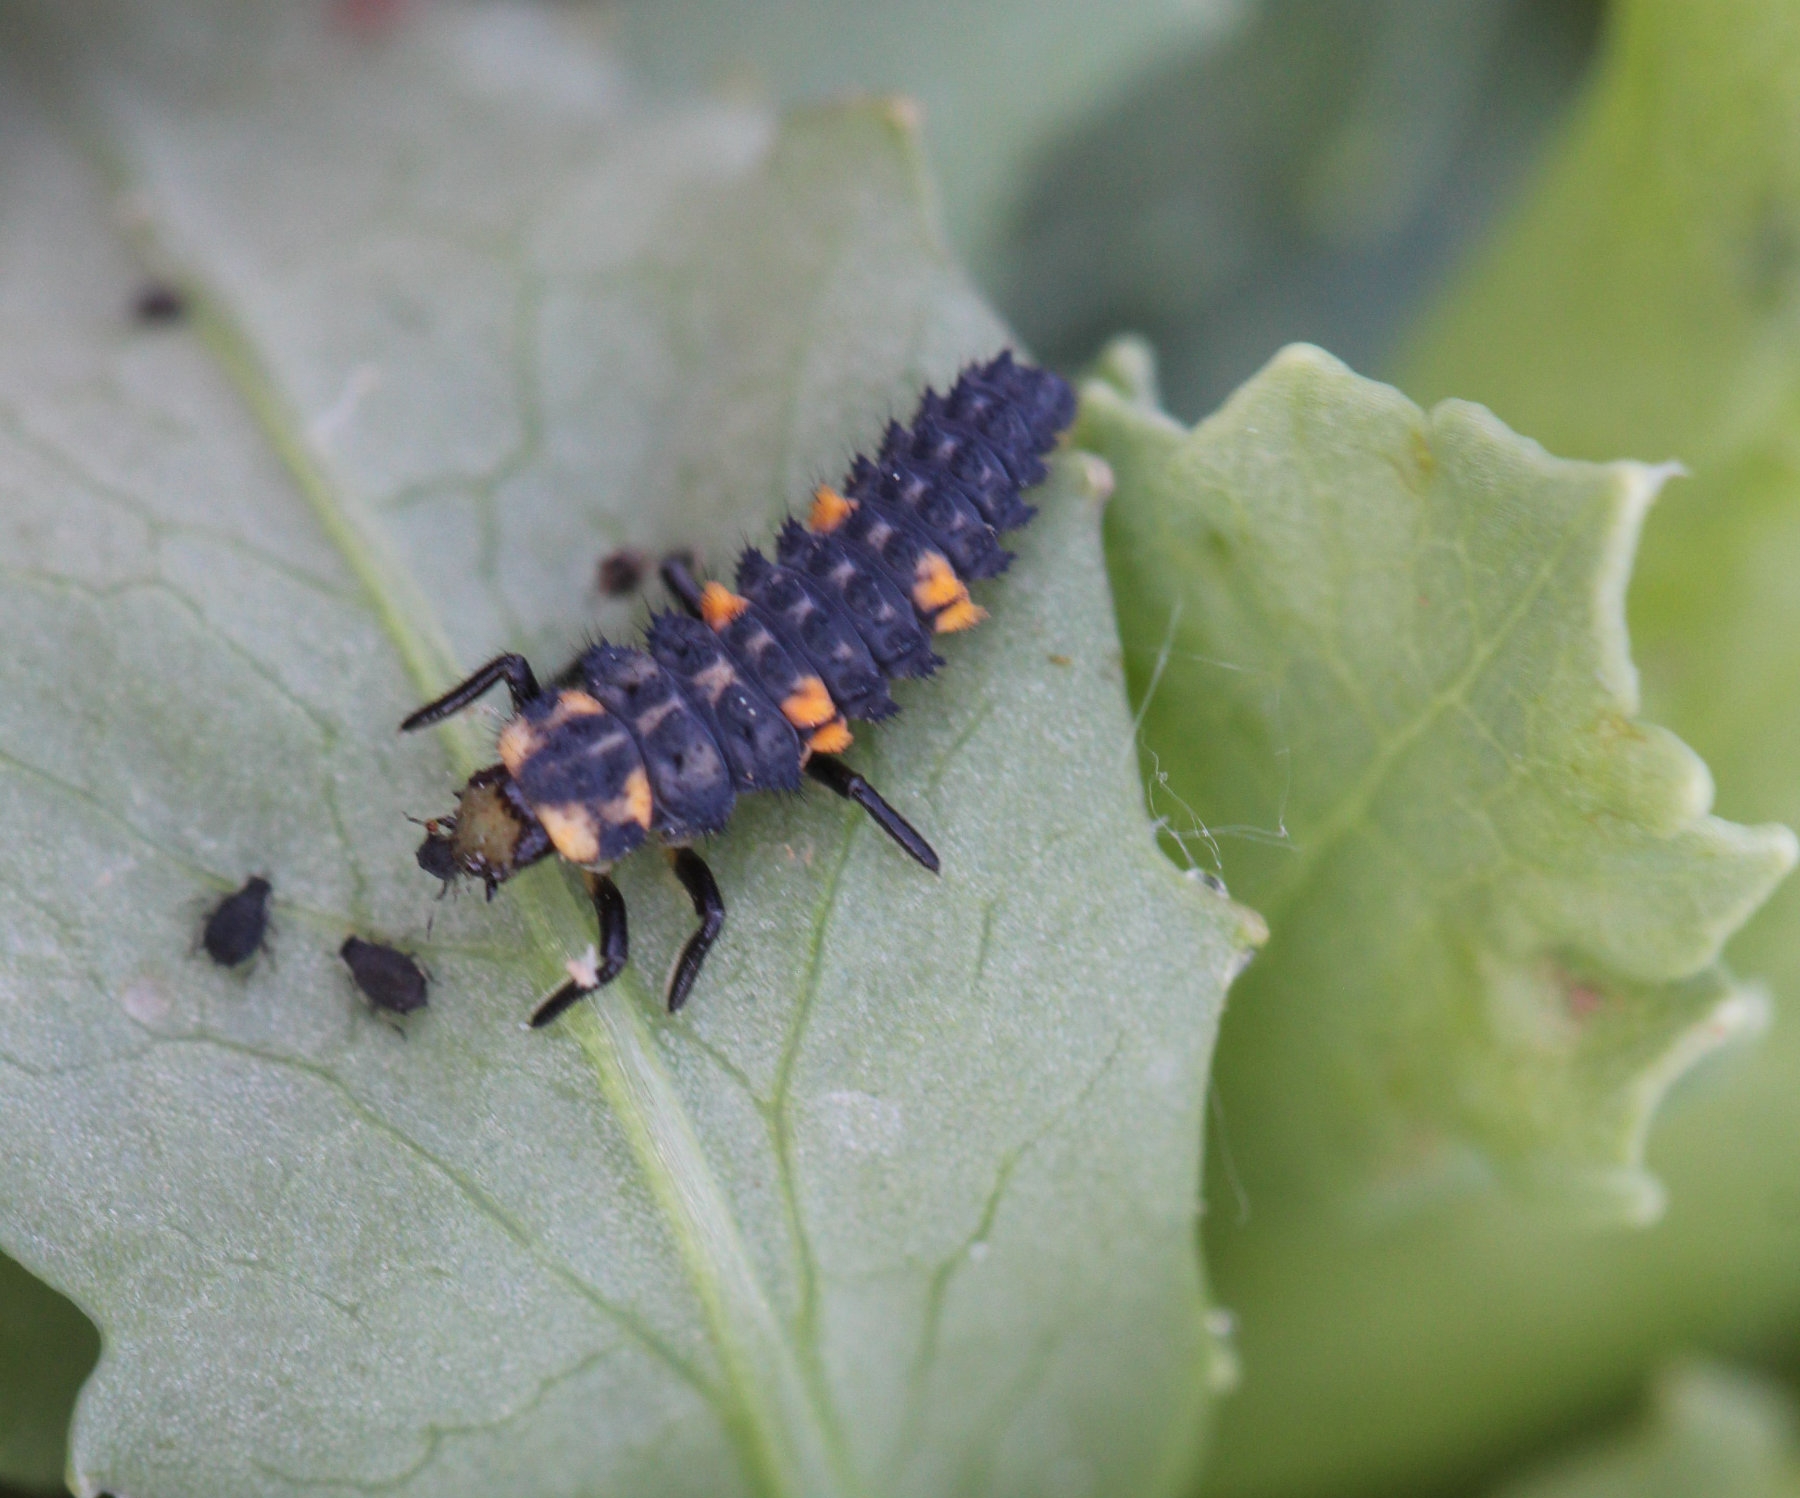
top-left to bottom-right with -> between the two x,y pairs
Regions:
1174,6 -> 1800,1497
1078,338 -> 1793,1220
0,8 -> 1251,1496
1496,1364 -> 1800,1498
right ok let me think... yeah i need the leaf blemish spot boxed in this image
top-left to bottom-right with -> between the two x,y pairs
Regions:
1565,978 -> 1608,1021
119,977 -> 171,1027
1410,427 -> 1436,484
1080,452 -> 1116,504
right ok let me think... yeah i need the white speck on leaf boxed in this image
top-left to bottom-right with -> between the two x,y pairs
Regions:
816,1090 -> 904,1157
307,364 -> 381,448
1145,1053 -> 1183,1091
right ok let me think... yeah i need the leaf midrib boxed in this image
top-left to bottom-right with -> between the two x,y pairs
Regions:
1253,491 -> 1595,931
181,265 -> 858,1498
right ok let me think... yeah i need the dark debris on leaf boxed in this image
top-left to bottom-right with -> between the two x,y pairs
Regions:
132,281 -> 188,325
597,546 -> 649,596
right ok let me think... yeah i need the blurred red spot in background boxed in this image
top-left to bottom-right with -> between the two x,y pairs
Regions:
330,0 -> 410,40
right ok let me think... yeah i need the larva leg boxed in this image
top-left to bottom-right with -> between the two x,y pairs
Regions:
667,848 -> 725,1012
401,653 -> 541,731
805,754 -> 940,874
530,872 -> 629,1027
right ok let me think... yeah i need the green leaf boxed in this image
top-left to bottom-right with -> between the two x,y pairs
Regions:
0,1252 -> 97,1490
1176,6 -> 1800,1497
1079,336 -> 1792,1224
0,9 -> 1253,1496
990,0 -> 1602,421
1496,1364 -> 1800,1498
609,0 -> 1236,274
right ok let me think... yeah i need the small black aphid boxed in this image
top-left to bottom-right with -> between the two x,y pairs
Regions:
132,281 -> 188,325
401,351 -> 1075,1026
340,936 -> 429,1016
201,876 -> 272,968
597,547 -> 649,597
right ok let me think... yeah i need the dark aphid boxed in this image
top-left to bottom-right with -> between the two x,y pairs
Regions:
400,350 -> 1074,1025
132,281 -> 188,326
340,936 -> 429,1017
597,547 -> 649,597
200,876 -> 272,968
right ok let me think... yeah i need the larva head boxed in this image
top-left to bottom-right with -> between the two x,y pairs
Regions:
415,764 -> 552,897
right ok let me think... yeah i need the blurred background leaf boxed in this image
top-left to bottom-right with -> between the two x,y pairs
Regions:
992,0 -> 1602,420
0,1256 -> 96,1492
609,0 -> 1602,422
1494,1363 -> 1800,1498
1081,336 -> 1790,1228
608,0 -> 1242,284
1190,2 -> 1800,1496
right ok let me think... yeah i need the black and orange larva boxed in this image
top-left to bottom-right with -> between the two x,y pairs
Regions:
403,350 -> 1075,1025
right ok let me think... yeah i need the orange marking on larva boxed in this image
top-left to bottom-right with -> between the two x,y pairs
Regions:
807,720 -> 853,754
809,485 -> 856,533
537,804 -> 602,865
914,551 -> 983,631
546,689 -> 605,726
499,691 -> 605,774
700,582 -> 750,629
622,767 -> 653,829
597,769 -> 653,836
933,598 -> 987,634
913,552 -> 964,611
497,719 -> 541,776
781,675 -> 837,729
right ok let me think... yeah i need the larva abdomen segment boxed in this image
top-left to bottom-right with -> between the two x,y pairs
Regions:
844,452 -> 1012,582
775,519 -> 941,680
735,548 -> 896,723
468,352 -> 1072,868
567,642 -> 736,841
645,612 -> 803,794
498,688 -> 651,866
